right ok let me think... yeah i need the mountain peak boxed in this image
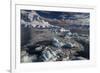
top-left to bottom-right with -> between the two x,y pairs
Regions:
28,11 -> 40,22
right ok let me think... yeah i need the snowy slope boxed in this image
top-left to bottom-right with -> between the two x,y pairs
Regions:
21,10 -> 52,28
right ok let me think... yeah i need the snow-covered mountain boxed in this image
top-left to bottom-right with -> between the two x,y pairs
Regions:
21,10 -> 52,28
21,10 -> 89,29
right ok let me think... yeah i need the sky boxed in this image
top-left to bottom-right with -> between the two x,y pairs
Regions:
36,10 -> 89,20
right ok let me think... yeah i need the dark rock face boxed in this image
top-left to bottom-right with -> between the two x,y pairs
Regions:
21,25 -> 31,46
75,39 -> 90,59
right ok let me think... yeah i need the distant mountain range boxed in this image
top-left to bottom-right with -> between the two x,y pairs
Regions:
36,10 -> 90,25
21,10 -> 90,28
